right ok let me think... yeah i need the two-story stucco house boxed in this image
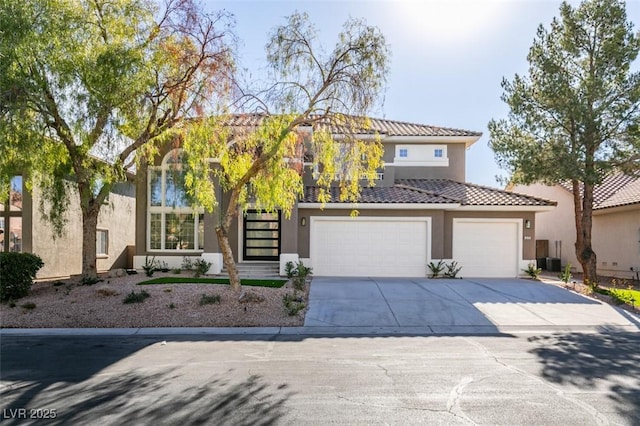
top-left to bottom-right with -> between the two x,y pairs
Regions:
133,115 -> 555,278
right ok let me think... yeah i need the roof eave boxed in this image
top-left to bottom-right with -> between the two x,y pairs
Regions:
452,205 -> 557,212
298,202 -> 461,210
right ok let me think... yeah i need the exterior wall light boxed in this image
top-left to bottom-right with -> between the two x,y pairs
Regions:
524,219 -> 531,229
301,217 -> 306,227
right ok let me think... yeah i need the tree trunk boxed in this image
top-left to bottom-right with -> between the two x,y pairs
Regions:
572,180 -> 598,284
81,207 -> 99,281
216,188 -> 243,292
215,225 -> 241,293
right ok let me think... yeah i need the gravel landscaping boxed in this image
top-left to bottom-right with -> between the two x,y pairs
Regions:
0,271 -> 310,328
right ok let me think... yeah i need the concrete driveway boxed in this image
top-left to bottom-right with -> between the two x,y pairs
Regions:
304,277 -> 640,334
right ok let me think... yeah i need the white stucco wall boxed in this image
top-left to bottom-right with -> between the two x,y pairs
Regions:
512,183 -> 640,278
512,183 -> 578,269
31,183 -> 135,279
593,208 -> 640,279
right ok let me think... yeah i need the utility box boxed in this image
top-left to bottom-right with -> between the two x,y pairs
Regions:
546,257 -> 561,272
537,257 -> 547,270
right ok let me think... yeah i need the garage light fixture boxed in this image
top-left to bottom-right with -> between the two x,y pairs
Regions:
524,219 -> 531,229
300,217 -> 306,227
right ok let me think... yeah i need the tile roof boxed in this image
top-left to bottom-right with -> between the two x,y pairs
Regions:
558,173 -> 640,209
302,179 -> 556,207
224,113 -> 481,138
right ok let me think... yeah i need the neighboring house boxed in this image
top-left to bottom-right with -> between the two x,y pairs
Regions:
511,173 -> 640,279
1,175 -> 136,279
133,115 -> 555,278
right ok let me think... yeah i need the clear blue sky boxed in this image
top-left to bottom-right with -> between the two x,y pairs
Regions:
212,0 -> 640,187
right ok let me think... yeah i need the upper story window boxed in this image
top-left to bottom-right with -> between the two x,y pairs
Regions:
148,150 -> 204,251
394,144 -> 449,167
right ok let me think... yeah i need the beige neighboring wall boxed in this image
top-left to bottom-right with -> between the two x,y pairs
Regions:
31,183 -> 136,279
511,183 -> 577,269
593,207 -> 640,279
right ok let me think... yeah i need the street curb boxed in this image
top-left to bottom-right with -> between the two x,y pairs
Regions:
1,324 -> 638,337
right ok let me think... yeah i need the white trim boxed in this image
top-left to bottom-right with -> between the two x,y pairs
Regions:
387,160 -> 449,167
298,202 -> 461,210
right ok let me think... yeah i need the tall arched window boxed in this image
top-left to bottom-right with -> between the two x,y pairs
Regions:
148,150 -> 204,251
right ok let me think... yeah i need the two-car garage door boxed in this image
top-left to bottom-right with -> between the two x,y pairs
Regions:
310,217 -> 430,277
309,217 -> 521,278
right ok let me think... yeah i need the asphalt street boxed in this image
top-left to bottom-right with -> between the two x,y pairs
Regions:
1,331 -> 639,425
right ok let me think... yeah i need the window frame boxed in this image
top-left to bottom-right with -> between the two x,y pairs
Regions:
147,149 -> 205,252
96,228 -> 109,258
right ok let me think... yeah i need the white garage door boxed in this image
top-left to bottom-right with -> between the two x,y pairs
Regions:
452,220 -> 520,277
310,217 -> 430,277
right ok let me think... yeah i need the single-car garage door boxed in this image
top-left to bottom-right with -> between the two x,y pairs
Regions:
310,217 -> 430,277
452,219 -> 520,277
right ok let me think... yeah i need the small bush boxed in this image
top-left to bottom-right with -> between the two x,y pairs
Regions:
172,268 -> 182,274
182,257 -> 194,271
0,252 -> 44,302
199,294 -> 221,306
53,280 -> 66,287
283,293 -> 305,316
523,263 -> 542,280
168,303 -> 176,309
192,259 -> 212,277
559,264 -> 572,284
428,260 -> 446,278
142,256 -> 158,277
444,261 -> 462,278
123,290 -> 150,304
80,276 -> 102,286
286,260 -> 313,290
163,288 -> 172,293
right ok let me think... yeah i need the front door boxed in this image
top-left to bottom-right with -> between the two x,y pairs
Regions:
243,210 -> 281,261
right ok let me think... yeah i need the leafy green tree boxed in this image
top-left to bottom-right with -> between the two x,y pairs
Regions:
0,0 -> 234,279
183,12 -> 390,292
489,0 -> 640,282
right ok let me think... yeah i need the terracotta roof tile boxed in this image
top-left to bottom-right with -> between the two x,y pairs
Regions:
223,113 -> 481,138
302,179 -> 555,207
558,173 -> 640,209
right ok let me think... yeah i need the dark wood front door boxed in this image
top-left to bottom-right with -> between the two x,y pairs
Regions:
243,210 -> 281,261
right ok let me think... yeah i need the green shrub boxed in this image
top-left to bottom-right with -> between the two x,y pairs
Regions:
182,257 -> 194,271
428,260 -> 445,278
80,276 -> 102,286
559,264 -> 572,284
142,256 -> 158,277
123,290 -> 150,304
199,294 -> 221,306
523,263 -> 542,280
283,293 -> 305,316
285,260 -> 313,290
0,252 -> 44,302
192,259 -> 212,277
444,261 -> 462,278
